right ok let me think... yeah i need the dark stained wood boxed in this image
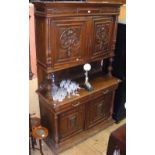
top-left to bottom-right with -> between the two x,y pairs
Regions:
87,0 -> 125,4
50,18 -> 87,70
58,104 -> 85,141
46,118 -> 115,154
37,75 -> 121,112
90,17 -> 113,61
34,1 -> 122,154
85,90 -> 114,129
54,114 -> 59,148
106,124 -> 126,155
34,1 -> 121,74
38,75 -> 120,154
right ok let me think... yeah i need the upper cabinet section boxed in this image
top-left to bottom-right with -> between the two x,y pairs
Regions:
34,2 -> 122,73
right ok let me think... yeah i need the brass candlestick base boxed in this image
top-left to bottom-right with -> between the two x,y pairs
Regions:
83,82 -> 93,91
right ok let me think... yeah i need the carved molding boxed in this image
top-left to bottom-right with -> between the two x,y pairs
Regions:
60,28 -> 80,56
47,58 -> 52,68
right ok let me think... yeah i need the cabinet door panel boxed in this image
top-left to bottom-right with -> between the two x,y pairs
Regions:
50,18 -> 88,70
86,90 -> 114,128
58,105 -> 85,140
91,17 -> 113,60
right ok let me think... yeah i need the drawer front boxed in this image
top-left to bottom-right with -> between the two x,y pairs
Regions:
51,8 -> 77,15
86,90 -> 114,128
55,95 -> 88,113
92,86 -> 116,99
78,8 -> 100,14
58,104 -> 85,140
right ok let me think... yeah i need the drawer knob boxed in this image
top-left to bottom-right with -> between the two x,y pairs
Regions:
76,58 -> 79,61
103,90 -> 109,94
72,102 -> 80,107
88,10 -> 91,13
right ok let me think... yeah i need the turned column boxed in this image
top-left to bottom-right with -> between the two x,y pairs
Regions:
108,57 -> 113,77
46,73 -> 52,99
54,114 -> 59,148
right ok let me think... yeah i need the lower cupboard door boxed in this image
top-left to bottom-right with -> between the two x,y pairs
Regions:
86,90 -> 114,128
58,105 -> 85,140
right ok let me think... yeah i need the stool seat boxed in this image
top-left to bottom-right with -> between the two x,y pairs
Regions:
29,115 -> 41,153
32,126 -> 48,139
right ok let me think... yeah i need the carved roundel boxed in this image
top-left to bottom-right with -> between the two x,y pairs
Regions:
60,28 -> 80,50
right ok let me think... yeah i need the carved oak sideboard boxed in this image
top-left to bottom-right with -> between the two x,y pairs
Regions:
34,1 -> 122,154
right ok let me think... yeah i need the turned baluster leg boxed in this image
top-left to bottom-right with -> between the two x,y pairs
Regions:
31,137 -> 36,150
108,57 -> 113,77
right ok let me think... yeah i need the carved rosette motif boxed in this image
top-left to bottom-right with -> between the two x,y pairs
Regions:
95,24 -> 110,52
60,28 -> 80,56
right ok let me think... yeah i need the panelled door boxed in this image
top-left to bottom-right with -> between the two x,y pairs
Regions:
58,104 -> 85,141
50,17 -> 89,70
86,90 -> 114,129
90,17 -> 114,61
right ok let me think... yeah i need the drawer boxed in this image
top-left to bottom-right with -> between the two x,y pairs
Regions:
56,96 -> 88,113
77,8 -> 101,14
59,103 -> 85,117
92,86 -> 116,99
51,8 -> 77,15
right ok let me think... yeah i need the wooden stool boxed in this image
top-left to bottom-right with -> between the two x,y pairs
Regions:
29,114 -> 41,149
32,126 -> 48,155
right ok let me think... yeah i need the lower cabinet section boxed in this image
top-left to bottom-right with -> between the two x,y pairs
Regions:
58,105 -> 85,141
39,85 -> 118,154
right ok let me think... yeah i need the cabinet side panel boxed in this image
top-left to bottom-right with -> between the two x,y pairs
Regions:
35,16 -> 47,66
39,97 -> 55,142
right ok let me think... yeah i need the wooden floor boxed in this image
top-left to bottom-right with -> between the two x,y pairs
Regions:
30,119 -> 125,155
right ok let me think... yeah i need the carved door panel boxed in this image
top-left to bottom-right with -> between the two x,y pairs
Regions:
50,18 -> 88,70
86,90 -> 114,129
90,17 -> 113,60
58,105 -> 85,140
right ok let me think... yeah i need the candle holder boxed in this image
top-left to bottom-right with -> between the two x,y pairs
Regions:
83,63 -> 93,91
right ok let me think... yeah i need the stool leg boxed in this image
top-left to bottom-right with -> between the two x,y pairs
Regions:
33,138 -> 37,145
31,136 -> 35,150
29,137 -> 31,155
39,139 -> 44,155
